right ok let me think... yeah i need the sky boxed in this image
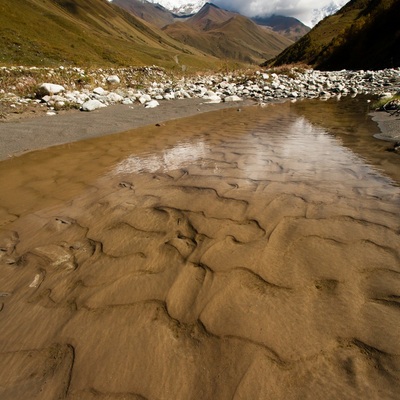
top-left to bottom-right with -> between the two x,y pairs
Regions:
147,0 -> 352,27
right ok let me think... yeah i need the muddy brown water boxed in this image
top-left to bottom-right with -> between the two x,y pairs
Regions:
0,99 -> 399,399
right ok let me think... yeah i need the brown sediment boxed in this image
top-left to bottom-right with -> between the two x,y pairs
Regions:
0,98 -> 252,161
0,102 -> 399,399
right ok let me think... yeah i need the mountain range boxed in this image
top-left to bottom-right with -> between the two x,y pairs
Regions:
252,15 -> 310,42
162,4 -> 294,64
1,0 -> 397,70
268,0 -> 400,70
0,0 -> 221,68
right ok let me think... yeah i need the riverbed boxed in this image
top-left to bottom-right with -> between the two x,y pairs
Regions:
0,98 -> 399,399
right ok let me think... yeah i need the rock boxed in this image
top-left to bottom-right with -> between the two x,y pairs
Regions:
382,99 -> 400,110
206,95 -> 222,104
37,83 -> 65,97
81,99 -> 107,112
107,92 -> 124,103
93,87 -> 106,95
139,94 -> 152,104
106,75 -> 120,84
145,100 -> 160,108
379,92 -> 394,99
164,93 -> 175,100
224,95 -> 243,102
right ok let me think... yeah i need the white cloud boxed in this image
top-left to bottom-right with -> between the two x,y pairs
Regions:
212,0 -> 350,26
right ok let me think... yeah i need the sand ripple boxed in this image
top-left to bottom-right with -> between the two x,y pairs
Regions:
0,102 -> 399,399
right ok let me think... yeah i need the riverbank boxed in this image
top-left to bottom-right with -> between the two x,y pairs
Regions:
370,110 -> 400,142
0,98 -> 252,160
1,65 -> 399,120
1,66 -> 399,159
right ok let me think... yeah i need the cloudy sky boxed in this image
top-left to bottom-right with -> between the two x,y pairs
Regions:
212,0 -> 350,26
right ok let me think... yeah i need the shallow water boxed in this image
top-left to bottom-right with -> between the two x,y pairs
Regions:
0,99 -> 399,399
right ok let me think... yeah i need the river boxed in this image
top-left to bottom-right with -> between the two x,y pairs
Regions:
0,98 -> 399,399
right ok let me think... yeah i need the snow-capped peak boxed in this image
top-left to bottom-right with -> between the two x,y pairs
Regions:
311,1 -> 348,26
147,0 -> 207,15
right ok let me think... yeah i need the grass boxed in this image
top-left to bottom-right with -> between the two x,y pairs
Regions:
270,0 -> 399,70
0,65 -> 179,98
0,0 -> 225,72
373,95 -> 400,111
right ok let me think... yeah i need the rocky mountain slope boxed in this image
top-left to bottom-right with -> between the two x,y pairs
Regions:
0,0 -> 219,69
268,0 -> 400,70
112,0 -> 176,28
162,3 -> 293,64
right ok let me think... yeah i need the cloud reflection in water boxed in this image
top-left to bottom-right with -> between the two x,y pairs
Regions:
113,140 -> 210,174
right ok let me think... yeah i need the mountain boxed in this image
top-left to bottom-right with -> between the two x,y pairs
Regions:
311,1 -> 348,27
184,2 -> 237,30
112,0 -> 176,28
252,15 -> 310,41
163,3 -> 293,64
148,0 -> 205,16
0,0 -> 219,69
267,0 -> 400,70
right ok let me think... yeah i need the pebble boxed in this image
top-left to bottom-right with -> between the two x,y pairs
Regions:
145,100 -> 160,108
81,99 -> 107,112
1,66 -> 400,113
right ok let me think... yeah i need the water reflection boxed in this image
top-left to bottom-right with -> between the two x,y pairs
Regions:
113,140 -> 210,174
1,100 -> 400,399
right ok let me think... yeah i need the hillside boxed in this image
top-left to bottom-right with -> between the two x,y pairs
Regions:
0,0 -> 220,69
112,0 -> 176,29
267,0 -> 400,70
252,15 -> 310,41
163,3 -> 293,64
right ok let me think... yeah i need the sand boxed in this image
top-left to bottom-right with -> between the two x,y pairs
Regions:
0,98 -> 252,161
0,100 -> 399,399
370,110 -> 400,142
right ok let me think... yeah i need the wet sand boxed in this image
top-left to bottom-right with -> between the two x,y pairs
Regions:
0,101 -> 399,399
0,98 -> 251,161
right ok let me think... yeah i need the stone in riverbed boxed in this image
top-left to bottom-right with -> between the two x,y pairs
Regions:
145,100 -> 160,108
206,94 -> 222,103
224,95 -> 243,102
93,87 -> 106,95
37,83 -> 65,97
139,94 -> 152,104
107,92 -> 124,103
80,99 -> 107,112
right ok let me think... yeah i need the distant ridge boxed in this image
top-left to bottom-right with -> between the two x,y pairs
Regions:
112,0 -> 176,29
252,15 -> 310,41
162,3 -> 293,64
267,0 -> 400,70
0,0 -> 221,68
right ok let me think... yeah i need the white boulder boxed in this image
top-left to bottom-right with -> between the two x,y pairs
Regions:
207,95 -> 222,104
37,83 -> 65,96
93,87 -> 106,95
224,95 -> 242,102
106,75 -> 120,84
81,99 -> 107,112
107,92 -> 124,103
139,94 -> 152,104
145,100 -> 160,108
